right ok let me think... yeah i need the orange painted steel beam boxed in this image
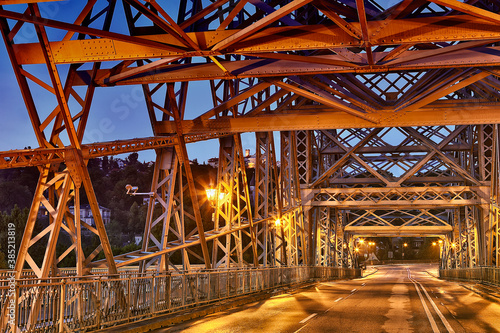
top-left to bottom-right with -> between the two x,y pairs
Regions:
0,130 -> 234,170
10,15 -> 500,65
155,102 -> 500,135
302,186 -> 490,209
344,226 -> 453,237
76,47 -> 500,85
0,136 -> 176,169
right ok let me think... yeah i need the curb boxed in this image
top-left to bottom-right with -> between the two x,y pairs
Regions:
459,283 -> 500,304
425,270 -> 439,278
362,267 -> 379,278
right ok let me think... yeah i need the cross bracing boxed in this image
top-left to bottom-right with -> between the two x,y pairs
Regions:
0,0 -> 499,298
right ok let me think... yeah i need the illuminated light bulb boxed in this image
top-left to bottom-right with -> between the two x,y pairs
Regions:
206,187 -> 216,202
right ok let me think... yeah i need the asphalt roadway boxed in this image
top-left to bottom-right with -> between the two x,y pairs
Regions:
151,264 -> 500,332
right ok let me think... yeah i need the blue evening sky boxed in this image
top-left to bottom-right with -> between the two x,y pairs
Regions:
0,1 -> 258,164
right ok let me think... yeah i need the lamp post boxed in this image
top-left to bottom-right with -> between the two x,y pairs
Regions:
125,184 -> 154,197
205,184 -> 225,221
432,239 -> 443,263
205,185 -> 217,207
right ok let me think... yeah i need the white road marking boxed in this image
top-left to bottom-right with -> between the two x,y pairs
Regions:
351,288 -> 357,293
417,280 -> 455,333
407,268 -> 440,333
299,313 -> 317,324
334,297 -> 343,303
362,283 -> 366,286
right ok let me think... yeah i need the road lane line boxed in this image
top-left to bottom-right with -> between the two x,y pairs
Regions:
299,313 -> 317,324
407,269 -> 440,333
417,281 -> 455,333
334,297 -> 343,303
351,288 -> 357,293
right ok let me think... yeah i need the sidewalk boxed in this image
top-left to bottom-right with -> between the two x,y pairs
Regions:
460,282 -> 500,304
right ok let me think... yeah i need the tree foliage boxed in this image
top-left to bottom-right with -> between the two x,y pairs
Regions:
0,155 -> 217,267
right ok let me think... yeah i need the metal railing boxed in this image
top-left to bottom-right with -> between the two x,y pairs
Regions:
439,267 -> 500,286
0,266 -> 360,332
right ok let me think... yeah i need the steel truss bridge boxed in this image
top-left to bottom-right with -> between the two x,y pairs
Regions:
1,0 -> 500,331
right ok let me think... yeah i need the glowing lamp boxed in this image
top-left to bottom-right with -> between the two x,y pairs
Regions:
206,186 -> 217,202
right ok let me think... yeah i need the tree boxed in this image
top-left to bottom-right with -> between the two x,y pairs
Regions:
0,181 -> 33,212
128,202 -> 143,235
127,152 -> 139,165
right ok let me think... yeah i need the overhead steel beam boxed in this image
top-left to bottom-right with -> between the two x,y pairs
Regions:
9,14 -> 500,66
155,104 -> 500,135
302,186 -> 490,209
0,130 -> 234,170
344,226 -> 453,237
0,136 -> 176,169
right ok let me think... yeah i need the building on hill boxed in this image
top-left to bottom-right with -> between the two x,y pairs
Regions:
208,157 -> 218,168
69,204 -> 111,226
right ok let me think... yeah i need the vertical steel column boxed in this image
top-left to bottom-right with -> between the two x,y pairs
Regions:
254,132 -> 279,266
316,207 -> 332,266
334,209 -> 345,267
465,206 -> 478,267
280,131 -> 304,265
140,148 -> 201,272
212,135 -> 257,268
0,2 -> 119,281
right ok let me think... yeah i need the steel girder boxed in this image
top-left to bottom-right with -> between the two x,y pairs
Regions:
4,1 -> 500,141
0,2 -> 119,281
299,125 -> 497,268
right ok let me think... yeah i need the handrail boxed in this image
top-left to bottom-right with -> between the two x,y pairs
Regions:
439,267 -> 500,287
0,266 -> 360,332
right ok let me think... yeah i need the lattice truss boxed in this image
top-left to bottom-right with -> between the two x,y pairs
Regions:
299,124 -> 496,267
1,0 -> 500,279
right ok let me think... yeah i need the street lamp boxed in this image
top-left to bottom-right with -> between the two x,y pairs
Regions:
125,184 -> 154,197
205,185 -> 225,207
205,185 -> 226,225
402,242 -> 408,260
205,185 -> 217,207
